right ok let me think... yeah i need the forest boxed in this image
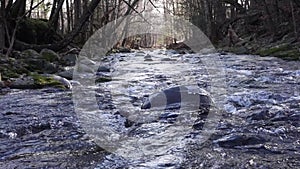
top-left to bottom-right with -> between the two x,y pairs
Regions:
0,0 -> 299,55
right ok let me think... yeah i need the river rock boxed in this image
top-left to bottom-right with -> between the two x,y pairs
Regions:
118,47 -> 131,53
40,49 -> 59,62
136,51 -> 145,54
144,54 -> 152,59
97,66 -> 110,72
21,49 -> 40,59
9,74 -> 72,89
57,69 -> 73,80
43,62 -> 59,74
10,76 -> 36,89
44,74 -> 72,89
141,85 -> 212,110
213,133 -> 267,148
22,50 -> 59,73
61,54 -> 77,66
0,81 -> 5,88
144,58 -> 153,62
166,49 -> 179,55
161,58 -> 177,62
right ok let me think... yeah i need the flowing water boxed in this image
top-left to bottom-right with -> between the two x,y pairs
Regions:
0,50 -> 299,168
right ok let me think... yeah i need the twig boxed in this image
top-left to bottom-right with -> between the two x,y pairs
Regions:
148,0 -> 161,13
148,0 -> 157,8
121,0 -> 152,25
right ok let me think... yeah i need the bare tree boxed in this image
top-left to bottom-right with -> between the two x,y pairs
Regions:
0,0 -> 5,53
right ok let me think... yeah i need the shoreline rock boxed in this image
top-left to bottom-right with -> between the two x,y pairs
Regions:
8,74 -> 72,90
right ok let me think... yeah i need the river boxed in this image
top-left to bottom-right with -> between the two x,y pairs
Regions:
0,49 -> 299,168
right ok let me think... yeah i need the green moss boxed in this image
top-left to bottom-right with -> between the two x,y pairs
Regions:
40,49 -> 59,62
30,73 -> 66,89
258,44 -> 290,56
42,53 -> 55,62
257,43 -> 299,60
3,70 -> 20,79
17,18 -> 52,44
274,49 -> 300,60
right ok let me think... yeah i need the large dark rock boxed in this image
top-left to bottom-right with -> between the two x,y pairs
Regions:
10,76 -> 36,89
20,49 -> 60,74
57,69 -> 74,80
21,49 -> 41,59
0,81 -> 5,88
118,47 -> 131,53
16,18 -> 53,44
61,54 -> 77,66
40,49 -> 60,62
141,85 -> 212,110
213,133 -> 267,148
24,58 -> 59,74
166,42 -> 191,50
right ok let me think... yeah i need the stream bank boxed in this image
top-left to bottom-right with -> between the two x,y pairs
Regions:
217,10 -> 300,61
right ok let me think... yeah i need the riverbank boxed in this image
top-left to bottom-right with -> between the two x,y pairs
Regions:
219,34 -> 300,61
0,49 -> 77,90
217,11 -> 300,61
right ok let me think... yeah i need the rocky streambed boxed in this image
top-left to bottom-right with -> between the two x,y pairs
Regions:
0,49 -> 299,168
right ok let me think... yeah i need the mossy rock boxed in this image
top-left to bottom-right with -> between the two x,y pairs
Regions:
273,49 -> 300,60
30,73 -> 66,89
0,65 -> 20,79
257,44 -> 299,60
3,70 -> 20,79
40,49 -> 59,62
16,18 -> 52,44
257,44 -> 290,56
22,49 -> 41,59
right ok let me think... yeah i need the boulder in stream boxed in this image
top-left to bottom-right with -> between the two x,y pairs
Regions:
141,85 -> 212,110
213,133 -> 267,148
57,69 -> 74,80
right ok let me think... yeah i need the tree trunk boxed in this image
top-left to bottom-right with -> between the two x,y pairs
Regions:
48,0 -> 65,31
66,0 -> 71,33
28,0 -> 34,17
0,0 -> 5,53
262,0 -> 276,34
60,6 -> 64,34
290,0 -> 298,38
203,0 -> 211,38
49,0 -> 58,19
74,0 -> 81,26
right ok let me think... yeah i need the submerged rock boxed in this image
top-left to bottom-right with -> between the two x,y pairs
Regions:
141,85 -> 212,110
161,58 -> 177,62
213,133 -> 267,148
97,66 -> 110,72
